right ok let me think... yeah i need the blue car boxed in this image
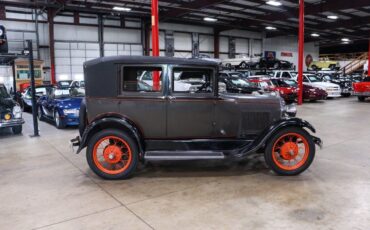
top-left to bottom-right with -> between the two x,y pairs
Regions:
37,87 -> 84,129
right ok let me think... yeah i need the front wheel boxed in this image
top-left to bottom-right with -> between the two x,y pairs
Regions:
86,129 -> 139,180
54,111 -> 66,129
264,127 -> 315,176
12,125 -> 22,134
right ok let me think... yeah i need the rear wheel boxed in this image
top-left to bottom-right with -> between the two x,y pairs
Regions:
86,129 -> 139,180
264,127 -> 315,176
358,96 -> 366,102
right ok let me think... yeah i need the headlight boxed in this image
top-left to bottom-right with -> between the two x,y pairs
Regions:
13,105 -> 22,119
63,108 -> 79,114
309,89 -> 316,92
0,28 -> 3,36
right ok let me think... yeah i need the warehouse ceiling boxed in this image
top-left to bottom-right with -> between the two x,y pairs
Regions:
2,0 -> 370,46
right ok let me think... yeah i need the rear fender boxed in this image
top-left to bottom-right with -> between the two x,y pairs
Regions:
76,116 -> 144,155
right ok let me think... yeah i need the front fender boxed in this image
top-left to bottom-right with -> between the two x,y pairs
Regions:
76,117 -> 144,154
236,117 -> 320,157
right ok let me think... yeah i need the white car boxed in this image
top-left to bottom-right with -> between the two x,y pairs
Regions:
297,74 -> 341,98
222,54 -> 260,69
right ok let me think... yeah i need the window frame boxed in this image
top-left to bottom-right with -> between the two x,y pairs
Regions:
169,65 -> 217,98
119,64 -> 167,97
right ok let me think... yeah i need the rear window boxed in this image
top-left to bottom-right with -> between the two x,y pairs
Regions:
122,66 -> 162,92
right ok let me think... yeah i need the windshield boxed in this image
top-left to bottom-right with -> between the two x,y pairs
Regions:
53,88 -> 85,98
283,79 -> 297,87
306,75 -> 321,82
0,86 -> 10,99
230,78 -> 252,87
290,72 -> 298,78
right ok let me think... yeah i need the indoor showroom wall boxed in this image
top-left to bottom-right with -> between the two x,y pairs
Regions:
263,36 -> 319,71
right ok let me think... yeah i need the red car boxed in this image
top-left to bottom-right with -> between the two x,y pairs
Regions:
249,77 -> 297,103
353,77 -> 370,102
273,78 -> 327,102
270,78 -> 298,103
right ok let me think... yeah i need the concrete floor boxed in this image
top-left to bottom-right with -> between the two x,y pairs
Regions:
1,97 -> 370,230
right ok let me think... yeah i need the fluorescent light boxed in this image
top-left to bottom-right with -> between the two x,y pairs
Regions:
311,33 -> 320,37
113,6 -> 131,11
342,41 -> 349,44
204,17 -> 217,22
327,15 -> 338,20
266,26 -> 277,30
266,1 -> 282,6
341,38 -> 350,42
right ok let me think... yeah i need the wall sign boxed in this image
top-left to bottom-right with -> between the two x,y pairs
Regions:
305,54 -> 313,67
281,52 -> 293,57
264,51 -> 276,60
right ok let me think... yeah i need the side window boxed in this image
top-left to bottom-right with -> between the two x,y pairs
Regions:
282,72 -> 290,78
275,72 -> 281,78
122,66 -> 162,92
172,68 -> 213,94
303,76 -> 309,82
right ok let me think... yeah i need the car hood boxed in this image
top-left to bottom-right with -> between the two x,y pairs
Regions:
0,98 -> 16,112
55,97 -> 83,109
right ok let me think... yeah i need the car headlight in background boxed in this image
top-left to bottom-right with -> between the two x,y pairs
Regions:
13,105 -> 22,119
63,108 -> 79,115
309,89 -> 316,92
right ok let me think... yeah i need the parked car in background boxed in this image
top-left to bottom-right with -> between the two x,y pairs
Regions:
320,74 -> 352,97
353,77 -> 370,102
222,54 -> 260,69
280,78 -> 327,102
252,58 -> 293,70
0,84 -> 23,134
273,70 -> 297,79
0,25 -> 8,53
309,59 -> 339,71
270,78 -> 298,103
19,85 -> 53,111
71,56 -> 321,180
37,87 -> 84,128
297,74 -> 341,98
248,76 -> 277,93
57,80 -> 73,89
219,72 -> 261,94
70,80 -> 85,88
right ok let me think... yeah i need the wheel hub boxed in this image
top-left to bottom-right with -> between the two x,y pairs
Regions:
103,145 -> 122,164
280,142 -> 299,160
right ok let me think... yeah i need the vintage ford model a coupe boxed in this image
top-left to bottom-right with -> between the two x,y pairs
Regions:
71,56 -> 322,180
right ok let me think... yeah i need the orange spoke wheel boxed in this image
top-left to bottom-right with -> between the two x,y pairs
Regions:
93,136 -> 132,175
272,133 -> 309,171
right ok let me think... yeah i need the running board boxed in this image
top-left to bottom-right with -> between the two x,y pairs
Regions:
144,151 -> 225,161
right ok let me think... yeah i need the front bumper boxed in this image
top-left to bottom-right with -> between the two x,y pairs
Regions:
61,114 -> 80,126
326,91 -> 341,98
0,118 -> 24,128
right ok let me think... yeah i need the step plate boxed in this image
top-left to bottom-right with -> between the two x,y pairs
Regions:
144,151 -> 225,161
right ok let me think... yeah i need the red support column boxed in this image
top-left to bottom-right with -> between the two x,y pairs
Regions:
151,0 -> 160,91
298,0 -> 305,105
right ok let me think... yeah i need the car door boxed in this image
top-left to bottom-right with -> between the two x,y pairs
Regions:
167,66 -> 215,138
119,65 -> 167,139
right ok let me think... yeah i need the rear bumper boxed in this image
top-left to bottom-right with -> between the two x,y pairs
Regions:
0,118 -> 24,128
353,92 -> 370,97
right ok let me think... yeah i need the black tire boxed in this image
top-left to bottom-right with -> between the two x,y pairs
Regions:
239,62 -> 248,69
273,62 -> 280,69
341,93 -> 351,97
358,96 -> 366,102
264,127 -> 315,176
12,125 -> 22,134
54,110 -> 66,129
86,129 -> 139,180
37,106 -> 44,121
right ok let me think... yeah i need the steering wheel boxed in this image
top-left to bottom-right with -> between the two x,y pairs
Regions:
196,82 -> 212,93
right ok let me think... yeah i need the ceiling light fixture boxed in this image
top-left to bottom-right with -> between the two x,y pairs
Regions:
266,26 -> 277,30
204,17 -> 218,22
113,6 -> 132,11
266,1 -> 282,6
311,33 -> 320,37
327,15 -> 338,20
341,38 -> 350,42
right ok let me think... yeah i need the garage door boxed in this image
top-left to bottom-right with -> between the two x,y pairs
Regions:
55,41 -> 99,81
